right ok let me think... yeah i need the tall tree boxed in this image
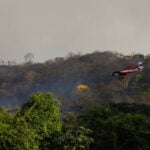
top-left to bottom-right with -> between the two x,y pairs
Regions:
16,92 -> 62,149
24,52 -> 34,63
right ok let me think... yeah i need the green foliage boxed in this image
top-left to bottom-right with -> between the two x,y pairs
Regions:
0,94 -> 150,150
0,93 -> 94,150
112,113 -> 150,150
17,92 -> 61,135
78,104 -> 150,150
17,92 -> 62,149
10,118 -> 39,150
0,92 -> 62,150
47,126 -> 93,150
62,126 -> 93,150
109,103 -> 150,117
0,108 -> 13,149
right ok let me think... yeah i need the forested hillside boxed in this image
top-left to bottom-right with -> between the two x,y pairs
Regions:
0,51 -> 149,108
0,51 -> 150,149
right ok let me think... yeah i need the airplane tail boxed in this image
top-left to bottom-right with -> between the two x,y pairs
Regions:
137,61 -> 144,71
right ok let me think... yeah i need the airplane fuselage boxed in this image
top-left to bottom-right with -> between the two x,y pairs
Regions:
112,64 -> 143,77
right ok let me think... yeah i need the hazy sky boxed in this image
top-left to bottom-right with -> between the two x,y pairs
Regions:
0,0 -> 150,62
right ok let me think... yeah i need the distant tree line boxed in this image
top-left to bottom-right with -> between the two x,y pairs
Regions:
0,51 -> 149,108
0,52 -> 34,66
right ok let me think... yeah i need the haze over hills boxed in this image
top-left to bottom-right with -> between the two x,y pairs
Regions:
1,0 -> 150,62
0,51 -> 149,109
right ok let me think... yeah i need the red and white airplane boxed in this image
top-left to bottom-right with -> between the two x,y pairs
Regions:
112,61 -> 144,78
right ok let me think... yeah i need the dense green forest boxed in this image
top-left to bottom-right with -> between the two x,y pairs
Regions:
0,92 -> 150,149
0,51 -> 149,149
